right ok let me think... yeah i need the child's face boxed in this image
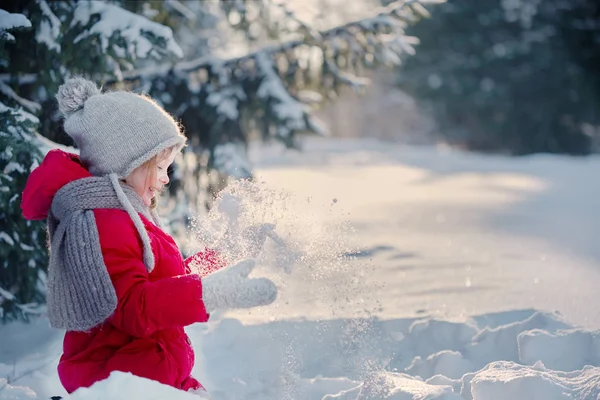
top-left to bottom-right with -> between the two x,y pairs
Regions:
126,151 -> 176,207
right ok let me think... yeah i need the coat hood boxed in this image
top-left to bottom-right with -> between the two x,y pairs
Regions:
21,149 -> 92,220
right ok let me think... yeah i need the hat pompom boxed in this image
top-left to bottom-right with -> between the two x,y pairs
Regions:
56,77 -> 101,117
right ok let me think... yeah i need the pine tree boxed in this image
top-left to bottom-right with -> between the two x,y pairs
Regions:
1,0 -> 431,322
0,9 -> 47,321
394,0 -> 599,155
0,1 -> 185,322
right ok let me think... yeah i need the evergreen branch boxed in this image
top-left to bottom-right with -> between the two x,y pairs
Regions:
0,74 -> 37,84
264,0 -> 369,90
1,1 -> 433,86
0,286 -> 16,302
0,286 -> 44,316
165,0 -> 197,21
0,82 -> 41,113
119,0 -> 430,82
266,0 -> 322,42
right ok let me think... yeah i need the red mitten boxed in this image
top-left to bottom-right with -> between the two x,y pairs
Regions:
184,248 -> 226,277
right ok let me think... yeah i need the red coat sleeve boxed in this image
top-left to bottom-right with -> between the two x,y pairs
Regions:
95,210 -> 209,338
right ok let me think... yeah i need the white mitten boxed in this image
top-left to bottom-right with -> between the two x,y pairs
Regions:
201,259 -> 277,313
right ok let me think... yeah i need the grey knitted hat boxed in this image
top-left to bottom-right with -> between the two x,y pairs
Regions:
56,77 -> 186,178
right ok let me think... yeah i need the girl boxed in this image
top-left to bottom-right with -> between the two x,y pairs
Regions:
20,77 -> 277,395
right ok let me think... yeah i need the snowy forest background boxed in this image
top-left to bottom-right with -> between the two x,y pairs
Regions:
2,0 -> 599,325
0,0 -> 435,321
0,0 -> 599,376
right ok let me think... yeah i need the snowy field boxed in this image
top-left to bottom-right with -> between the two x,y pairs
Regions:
1,137 -> 600,399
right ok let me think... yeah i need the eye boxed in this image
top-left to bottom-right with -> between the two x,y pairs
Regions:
157,166 -> 164,171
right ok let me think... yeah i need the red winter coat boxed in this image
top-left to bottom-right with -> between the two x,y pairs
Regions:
21,149 -> 223,394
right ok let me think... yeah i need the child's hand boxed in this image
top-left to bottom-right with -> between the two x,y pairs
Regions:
184,248 -> 225,277
201,259 -> 277,313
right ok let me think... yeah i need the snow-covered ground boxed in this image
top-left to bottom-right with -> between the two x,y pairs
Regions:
1,137 -> 599,399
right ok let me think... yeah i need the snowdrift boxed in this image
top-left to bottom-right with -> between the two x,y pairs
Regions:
1,310 -> 598,399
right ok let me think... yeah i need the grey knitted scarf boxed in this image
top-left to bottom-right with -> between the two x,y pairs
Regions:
47,173 -> 161,331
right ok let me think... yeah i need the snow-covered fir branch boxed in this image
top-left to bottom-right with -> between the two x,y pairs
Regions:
0,285 -> 44,317
0,102 -> 39,127
0,9 -> 31,42
108,0 -> 436,144
0,74 -> 36,84
36,0 -> 61,52
123,0 -> 432,80
71,1 -> 184,61
206,84 -> 246,121
212,142 -> 252,179
266,0 -> 323,42
164,0 -> 197,21
0,82 -> 41,114
255,51 -> 309,137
